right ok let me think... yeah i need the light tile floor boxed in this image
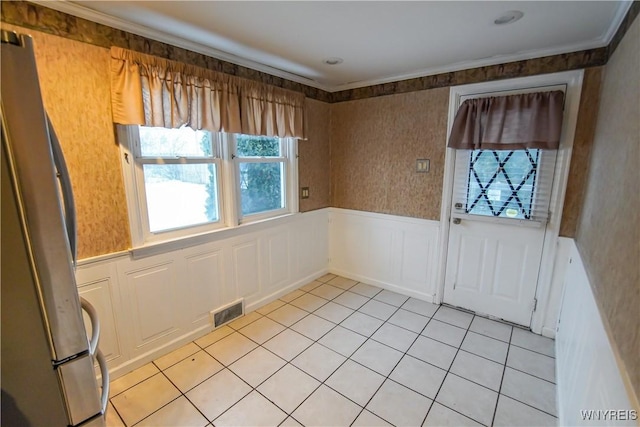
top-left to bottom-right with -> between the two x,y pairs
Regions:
107,274 -> 558,427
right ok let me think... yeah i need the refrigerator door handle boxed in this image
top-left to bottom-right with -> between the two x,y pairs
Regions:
48,114 -> 77,265
96,350 -> 110,415
80,298 -> 100,356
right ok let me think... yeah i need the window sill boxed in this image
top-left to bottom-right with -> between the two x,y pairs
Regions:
129,212 -> 298,259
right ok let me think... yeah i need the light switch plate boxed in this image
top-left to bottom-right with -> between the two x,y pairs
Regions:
301,187 -> 310,199
416,159 -> 430,173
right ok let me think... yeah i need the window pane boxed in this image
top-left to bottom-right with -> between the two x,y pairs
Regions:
466,149 -> 539,219
239,162 -> 284,215
143,164 -> 219,232
139,126 -> 213,157
236,135 -> 281,157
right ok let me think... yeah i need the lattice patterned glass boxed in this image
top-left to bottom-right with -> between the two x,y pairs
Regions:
466,149 -> 540,219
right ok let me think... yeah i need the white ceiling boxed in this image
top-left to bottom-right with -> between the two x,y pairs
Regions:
38,1 -> 631,92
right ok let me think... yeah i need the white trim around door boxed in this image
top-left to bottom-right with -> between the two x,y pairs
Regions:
436,70 -> 584,334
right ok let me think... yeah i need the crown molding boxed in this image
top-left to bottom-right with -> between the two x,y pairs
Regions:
28,0 -> 633,94
29,0 -> 334,92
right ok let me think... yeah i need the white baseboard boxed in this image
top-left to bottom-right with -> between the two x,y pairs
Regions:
106,323 -> 211,380
244,268 -> 329,312
328,268 -> 437,303
328,208 -> 440,302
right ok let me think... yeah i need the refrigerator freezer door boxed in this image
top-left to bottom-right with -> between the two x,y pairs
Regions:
57,354 -> 103,426
1,32 -> 89,360
2,139 -> 70,427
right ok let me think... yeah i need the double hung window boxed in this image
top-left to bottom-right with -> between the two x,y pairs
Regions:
136,126 -> 222,234
233,135 -> 289,221
118,125 -> 297,248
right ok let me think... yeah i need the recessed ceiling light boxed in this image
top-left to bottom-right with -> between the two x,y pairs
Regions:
323,57 -> 343,65
494,10 -> 524,25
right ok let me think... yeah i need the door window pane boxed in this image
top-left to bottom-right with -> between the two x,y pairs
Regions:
238,162 -> 284,215
466,149 -> 539,219
143,163 -> 219,232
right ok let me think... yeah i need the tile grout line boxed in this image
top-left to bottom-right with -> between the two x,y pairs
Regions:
107,397 -> 126,426
115,281 -> 433,426
508,341 -> 557,359
217,285 -> 374,424
490,325 -> 513,427
113,279 -> 333,426
144,371 -> 210,427
261,283 -> 433,425
418,305 -> 466,426
194,280 -> 382,426
110,276 -> 558,427
109,277 -> 337,426
272,290 -> 560,424
345,296 -> 417,426
281,285 -> 391,425
420,312 -> 492,427
349,301 -> 447,426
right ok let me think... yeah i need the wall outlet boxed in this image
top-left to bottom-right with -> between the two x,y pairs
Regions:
301,187 -> 310,199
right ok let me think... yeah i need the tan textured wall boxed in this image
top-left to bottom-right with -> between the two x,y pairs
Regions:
299,99 -> 331,212
2,23 -> 131,258
560,67 -> 603,237
576,17 -> 640,397
330,89 -> 449,220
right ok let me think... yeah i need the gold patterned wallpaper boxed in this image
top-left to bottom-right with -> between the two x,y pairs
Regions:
299,99 -> 331,212
330,75 -> 603,236
2,23 -> 131,258
331,89 -> 449,220
576,16 -> 640,397
560,67 -> 602,237
3,2 -> 635,258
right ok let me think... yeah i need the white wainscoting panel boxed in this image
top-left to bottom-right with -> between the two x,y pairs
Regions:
122,260 -> 182,351
540,237 -> 572,338
76,209 -> 329,379
329,208 -> 440,302
185,248 -> 224,327
556,240 -> 638,426
261,227 -> 291,293
76,263 -> 123,365
232,239 -> 261,301
293,212 -> 328,278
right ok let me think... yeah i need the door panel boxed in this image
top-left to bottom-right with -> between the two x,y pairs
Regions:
492,241 -> 529,300
444,212 -> 545,326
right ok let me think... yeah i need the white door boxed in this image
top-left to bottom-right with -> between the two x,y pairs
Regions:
443,102 -> 558,326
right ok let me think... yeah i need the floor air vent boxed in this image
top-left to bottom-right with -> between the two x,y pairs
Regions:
211,299 -> 244,328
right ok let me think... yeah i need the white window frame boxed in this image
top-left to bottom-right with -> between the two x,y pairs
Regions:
228,134 -> 298,224
117,125 -> 298,251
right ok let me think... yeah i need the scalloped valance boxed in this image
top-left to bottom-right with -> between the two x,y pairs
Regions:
110,47 -> 305,138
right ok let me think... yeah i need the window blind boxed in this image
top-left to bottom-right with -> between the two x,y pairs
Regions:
451,148 -> 557,223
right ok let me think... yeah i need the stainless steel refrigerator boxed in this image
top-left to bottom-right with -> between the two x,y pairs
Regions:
1,30 -> 109,426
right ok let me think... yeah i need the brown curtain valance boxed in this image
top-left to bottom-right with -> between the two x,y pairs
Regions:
110,47 -> 306,138
241,81 -> 305,138
448,91 -> 565,150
